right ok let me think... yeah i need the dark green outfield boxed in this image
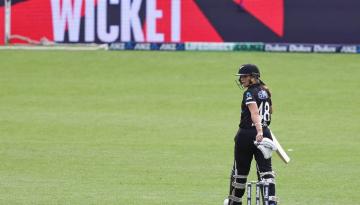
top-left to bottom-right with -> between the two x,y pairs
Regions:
0,50 -> 359,204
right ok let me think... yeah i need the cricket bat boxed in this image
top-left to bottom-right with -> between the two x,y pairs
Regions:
269,129 -> 291,164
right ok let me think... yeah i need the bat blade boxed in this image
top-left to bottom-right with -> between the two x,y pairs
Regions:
269,129 -> 291,164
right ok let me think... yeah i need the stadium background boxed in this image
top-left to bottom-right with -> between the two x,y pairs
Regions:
1,0 -> 360,45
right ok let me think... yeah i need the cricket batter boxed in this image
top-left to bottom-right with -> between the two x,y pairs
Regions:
226,64 -> 278,205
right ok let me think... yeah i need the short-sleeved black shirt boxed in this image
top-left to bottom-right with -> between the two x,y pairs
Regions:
239,83 -> 272,128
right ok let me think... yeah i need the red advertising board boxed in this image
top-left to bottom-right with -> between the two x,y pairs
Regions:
1,0 -> 360,44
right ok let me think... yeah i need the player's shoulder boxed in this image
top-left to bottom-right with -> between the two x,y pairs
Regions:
243,89 -> 255,103
245,85 -> 258,96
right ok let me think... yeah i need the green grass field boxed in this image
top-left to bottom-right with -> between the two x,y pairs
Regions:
0,50 -> 359,205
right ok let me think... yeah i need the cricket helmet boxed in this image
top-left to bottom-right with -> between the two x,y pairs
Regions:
236,64 -> 260,78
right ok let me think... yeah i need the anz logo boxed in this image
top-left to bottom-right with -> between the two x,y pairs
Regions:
258,90 -> 268,100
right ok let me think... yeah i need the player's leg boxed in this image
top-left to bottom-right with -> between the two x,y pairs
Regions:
227,161 -> 250,205
254,129 -> 278,205
227,129 -> 254,205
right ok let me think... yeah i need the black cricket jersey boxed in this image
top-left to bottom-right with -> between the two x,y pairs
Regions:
239,83 -> 272,128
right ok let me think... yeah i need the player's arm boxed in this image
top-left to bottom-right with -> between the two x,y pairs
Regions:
248,103 -> 263,142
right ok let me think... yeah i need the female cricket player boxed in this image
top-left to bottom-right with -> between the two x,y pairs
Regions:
226,64 -> 278,205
